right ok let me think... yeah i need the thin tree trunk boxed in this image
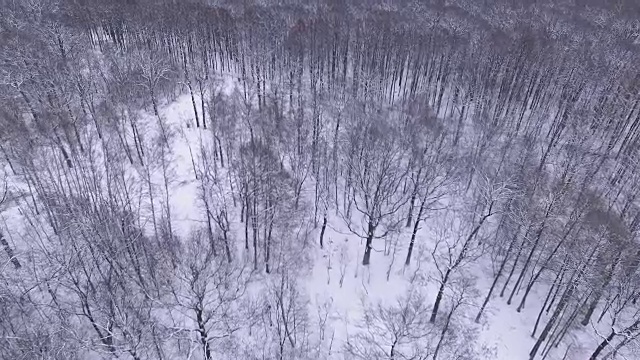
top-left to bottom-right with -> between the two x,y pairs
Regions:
533,261 -> 566,337
531,243 -> 598,359
147,172 -> 159,241
405,194 -> 427,266
265,199 -> 273,274
406,169 -> 422,228
589,329 -> 616,360
508,218 -> 550,305
195,306 -> 212,360
432,303 -> 456,360
319,214 -> 327,249
476,230 -> 517,322
253,196 -> 258,270
529,283 -> 574,359
582,257 -> 619,326
0,231 -> 21,269
222,229 -> 232,263
362,221 -> 375,265
501,226 -> 530,297
199,79 -> 207,129
161,148 -> 173,240
430,268 -> 450,323
244,196 -> 250,250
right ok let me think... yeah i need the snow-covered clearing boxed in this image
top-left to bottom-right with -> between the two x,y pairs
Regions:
147,89 -> 605,359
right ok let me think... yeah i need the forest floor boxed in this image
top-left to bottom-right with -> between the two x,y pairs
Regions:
151,89 -> 605,360
0,81 -> 608,360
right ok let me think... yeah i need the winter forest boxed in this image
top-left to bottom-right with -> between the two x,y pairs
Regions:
1,0 -> 640,359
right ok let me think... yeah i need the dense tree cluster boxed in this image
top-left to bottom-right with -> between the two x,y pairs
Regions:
1,0 -> 640,359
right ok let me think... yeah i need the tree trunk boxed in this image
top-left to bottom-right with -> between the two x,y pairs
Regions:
405,221 -> 419,266
508,218 -> 550,305
161,148 -> 173,240
222,230 -> 232,263
319,215 -> 327,249
390,340 -> 396,359
406,170 -> 421,227
188,81 -> 200,128
500,226 -> 529,297
529,283 -> 574,359
533,261 -> 566,337
430,268 -> 450,323
265,202 -> 273,274
432,302 -> 456,360
204,207 -> 216,257
196,306 -> 212,360
518,222 -> 575,313
244,196 -> 250,250
253,197 -> 258,271
405,194 -> 426,266
362,221 -> 375,265
0,231 -> 21,269
589,329 -> 616,360
147,172 -> 159,241
591,319 -> 640,360
406,190 -> 416,228
199,79 -> 207,129
582,257 -> 618,326
476,260 -> 507,322
476,225 -> 519,322
183,53 -> 199,128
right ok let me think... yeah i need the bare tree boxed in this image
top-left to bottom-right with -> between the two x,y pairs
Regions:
430,174 -> 513,322
340,109 -> 410,265
344,289 -> 436,359
171,230 -> 250,360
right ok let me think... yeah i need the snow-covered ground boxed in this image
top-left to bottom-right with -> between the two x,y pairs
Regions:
151,89 -> 603,359
0,78 -> 612,360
